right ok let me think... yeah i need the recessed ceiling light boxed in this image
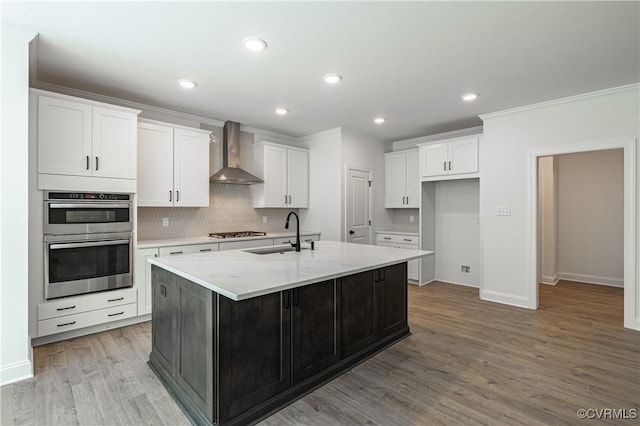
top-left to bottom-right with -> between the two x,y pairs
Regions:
177,79 -> 197,89
275,107 -> 289,115
373,117 -> 386,124
243,37 -> 267,52
323,73 -> 342,84
461,92 -> 478,102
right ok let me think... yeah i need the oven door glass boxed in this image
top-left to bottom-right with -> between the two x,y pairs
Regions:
48,203 -> 130,225
48,239 -> 130,284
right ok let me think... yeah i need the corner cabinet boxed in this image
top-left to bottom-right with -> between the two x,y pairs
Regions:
35,91 -> 140,188
137,120 -> 210,207
385,149 -> 419,208
252,142 -> 309,208
419,136 -> 479,181
376,233 -> 420,281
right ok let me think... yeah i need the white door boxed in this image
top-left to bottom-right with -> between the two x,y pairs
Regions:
448,138 -> 478,175
287,148 -> 308,207
420,143 -> 448,177
38,96 -> 92,176
263,145 -> 288,207
92,107 -> 137,178
385,152 -> 406,207
174,128 -> 210,207
405,150 -> 420,207
137,122 -> 174,206
346,168 -> 370,244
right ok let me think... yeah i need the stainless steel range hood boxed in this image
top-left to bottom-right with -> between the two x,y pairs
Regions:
210,121 -> 264,185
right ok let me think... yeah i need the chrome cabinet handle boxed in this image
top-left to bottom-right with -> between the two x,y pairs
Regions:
284,195 -> 288,204
95,157 -> 99,171
169,190 -> 172,202
199,248 -> 212,252
449,161 -> 452,171
57,321 -> 76,327
288,195 -> 292,204
383,237 -> 392,240
406,196 -> 409,204
176,191 -> 179,202
108,297 -> 124,302
108,312 -> 124,317
86,156 -> 90,170
169,251 -> 183,255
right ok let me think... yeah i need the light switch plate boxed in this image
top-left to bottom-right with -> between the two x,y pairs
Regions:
496,207 -> 511,216
262,216 -> 268,224
162,217 -> 169,227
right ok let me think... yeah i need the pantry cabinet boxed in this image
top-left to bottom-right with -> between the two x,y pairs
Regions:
419,136 -> 479,180
252,142 -> 309,208
385,150 -> 419,208
37,93 -> 139,181
137,120 -> 210,207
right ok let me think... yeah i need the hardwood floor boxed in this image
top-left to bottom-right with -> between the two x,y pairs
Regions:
2,281 -> 638,425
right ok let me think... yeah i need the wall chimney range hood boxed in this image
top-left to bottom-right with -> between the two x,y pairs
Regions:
210,121 -> 264,185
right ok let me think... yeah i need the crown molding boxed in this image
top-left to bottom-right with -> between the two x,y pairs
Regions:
392,126 -> 483,151
480,83 -> 640,120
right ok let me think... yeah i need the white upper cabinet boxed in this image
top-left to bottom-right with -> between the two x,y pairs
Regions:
385,149 -> 419,208
253,141 -> 309,208
137,120 -> 210,207
419,136 -> 479,181
38,94 -> 138,180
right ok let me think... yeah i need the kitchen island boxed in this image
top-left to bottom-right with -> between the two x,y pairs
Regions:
148,240 -> 433,425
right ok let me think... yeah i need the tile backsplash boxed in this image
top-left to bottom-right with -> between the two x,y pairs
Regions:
390,208 -> 420,233
137,184 -> 297,240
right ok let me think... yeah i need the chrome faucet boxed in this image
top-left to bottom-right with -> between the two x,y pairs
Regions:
284,211 -> 301,252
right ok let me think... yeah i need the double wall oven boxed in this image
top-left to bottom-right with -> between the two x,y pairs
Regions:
44,191 -> 133,300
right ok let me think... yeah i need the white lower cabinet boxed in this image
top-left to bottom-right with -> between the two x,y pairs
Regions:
376,233 -> 420,282
37,288 -> 137,337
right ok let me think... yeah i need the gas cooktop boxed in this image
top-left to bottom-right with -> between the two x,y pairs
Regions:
208,231 -> 267,239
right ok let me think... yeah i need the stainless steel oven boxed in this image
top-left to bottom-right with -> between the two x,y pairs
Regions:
43,192 -> 133,300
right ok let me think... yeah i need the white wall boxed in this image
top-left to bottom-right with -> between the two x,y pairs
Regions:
479,85 -> 639,329
1,24 -> 36,385
299,128 -> 342,241
557,149 -> 624,286
434,179 -> 480,287
538,156 -> 558,284
341,129 -> 393,241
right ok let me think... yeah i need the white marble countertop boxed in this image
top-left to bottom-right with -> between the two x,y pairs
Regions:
148,240 -> 433,301
375,230 -> 419,236
137,230 -> 321,249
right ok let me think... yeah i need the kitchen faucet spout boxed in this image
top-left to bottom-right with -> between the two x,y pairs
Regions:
284,211 -> 301,252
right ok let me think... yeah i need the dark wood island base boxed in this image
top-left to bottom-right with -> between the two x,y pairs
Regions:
149,262 -> 409,426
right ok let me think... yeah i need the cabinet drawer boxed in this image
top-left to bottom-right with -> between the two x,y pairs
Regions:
158,243 -> 219,257
38,288 -> 137,320
376,234 -> 419,245
38,303 -> 137,337
219,239 -> 272,251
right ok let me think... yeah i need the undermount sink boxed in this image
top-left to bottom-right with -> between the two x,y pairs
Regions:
244,246 -> 308,255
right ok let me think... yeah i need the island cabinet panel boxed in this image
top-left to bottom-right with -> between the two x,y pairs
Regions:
377,263 -> 408,338
291,279 -> 341,384
218,292 -> 291,422
339,270 -> 377,358
151,268 -> 178,374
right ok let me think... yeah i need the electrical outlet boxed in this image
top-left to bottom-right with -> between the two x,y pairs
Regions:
262,215 -> 268,224
460,264 -> 471,274
409,215 -> 415,223
162,217 -> 169,227
496,207 -> 511,216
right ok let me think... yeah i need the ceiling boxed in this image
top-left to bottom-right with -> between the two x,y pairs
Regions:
3,1 -> 639,141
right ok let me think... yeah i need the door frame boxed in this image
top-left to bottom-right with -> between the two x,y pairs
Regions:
344,164 -> 373,244
527,138 -> 637,330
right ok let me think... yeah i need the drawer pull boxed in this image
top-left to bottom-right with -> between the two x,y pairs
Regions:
170,251 -> 183,255
57,321 -> 76,327
383,237 -> 392,240
403,239 -> 412,242
56,305 -> 76,311
107,297 -> 124,302
199,248 -> 212,252
108,311 -> 124,317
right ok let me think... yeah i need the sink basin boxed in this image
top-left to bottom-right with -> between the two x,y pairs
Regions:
244,246 -> 308,255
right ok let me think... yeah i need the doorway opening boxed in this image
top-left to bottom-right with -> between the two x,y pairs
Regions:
528,139 -> 637,330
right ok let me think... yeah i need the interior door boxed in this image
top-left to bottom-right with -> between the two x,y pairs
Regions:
346,168 -> 370,244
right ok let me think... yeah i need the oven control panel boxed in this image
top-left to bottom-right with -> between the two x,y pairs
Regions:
45,192 -> 131,201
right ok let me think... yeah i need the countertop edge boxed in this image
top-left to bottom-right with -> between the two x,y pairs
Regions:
137,230 -> 322,249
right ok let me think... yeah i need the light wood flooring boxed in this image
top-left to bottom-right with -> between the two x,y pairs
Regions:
2,281 -> 638,425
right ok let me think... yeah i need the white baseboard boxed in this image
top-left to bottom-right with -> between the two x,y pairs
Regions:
0,359 -> 33,386
415,278 -> 436,286
558,272 -> 623,288
540,273 -> 559,285
625,318 -> 640,331
434,278 -> 479,288
480,289 -> 532,309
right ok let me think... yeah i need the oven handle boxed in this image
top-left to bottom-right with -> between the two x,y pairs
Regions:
48,203 -> 131,209
49,239 -> 130,250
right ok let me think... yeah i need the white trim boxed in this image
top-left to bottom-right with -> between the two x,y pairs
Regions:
344,164 -> 373,244
480,83 -> 640,120
435,279 -> 480,289
540,273 -> 559,285
298,127 -> 342,141
557,273 -> 624,288
29,87 -> 141,114
0,359 -> 33,386
480,290 -> 530,309
527,138 -> 637,329
393,127 -> 483,151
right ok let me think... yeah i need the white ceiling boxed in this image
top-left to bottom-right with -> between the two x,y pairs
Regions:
3,1 -> 639,141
